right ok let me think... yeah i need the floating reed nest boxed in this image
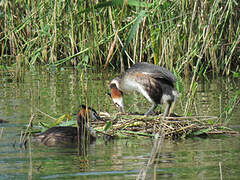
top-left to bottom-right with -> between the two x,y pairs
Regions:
92,113 -> 239,139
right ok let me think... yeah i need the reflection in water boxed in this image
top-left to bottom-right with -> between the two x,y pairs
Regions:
0,70 -> 239,179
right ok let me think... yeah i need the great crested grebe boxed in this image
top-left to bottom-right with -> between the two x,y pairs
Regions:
34,105 -> 100,146
109,62 -> 179,116
0,119 -> 8,123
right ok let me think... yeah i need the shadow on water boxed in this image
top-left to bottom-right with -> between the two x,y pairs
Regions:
0,69 -> 239,179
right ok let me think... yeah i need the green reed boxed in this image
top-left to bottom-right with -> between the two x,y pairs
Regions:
0,0 -> 239,119
220,89 -> 240,125
0,0 -> 239,75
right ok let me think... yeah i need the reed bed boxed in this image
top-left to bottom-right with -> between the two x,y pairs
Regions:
0,0 -> 239,77
93,113 -> 239,139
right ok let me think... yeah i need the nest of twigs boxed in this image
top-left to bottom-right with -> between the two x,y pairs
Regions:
92,113 -> 239,139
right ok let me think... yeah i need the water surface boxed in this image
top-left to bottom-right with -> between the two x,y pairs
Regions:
0,69 -> 239,179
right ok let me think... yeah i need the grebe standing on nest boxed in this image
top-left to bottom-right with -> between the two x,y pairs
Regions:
109,62 -> 179,117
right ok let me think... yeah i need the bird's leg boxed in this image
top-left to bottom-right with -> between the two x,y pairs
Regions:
117,105 -> 125,113
144,103 -> 156,116
163,101 -> 172,118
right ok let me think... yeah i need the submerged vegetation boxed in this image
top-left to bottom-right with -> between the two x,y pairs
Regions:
0,0 -> 239,76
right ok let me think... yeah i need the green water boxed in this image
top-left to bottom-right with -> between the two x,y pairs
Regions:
0,69 -> 239,179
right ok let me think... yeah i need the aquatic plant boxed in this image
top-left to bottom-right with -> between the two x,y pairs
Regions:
0,0 -> 239,77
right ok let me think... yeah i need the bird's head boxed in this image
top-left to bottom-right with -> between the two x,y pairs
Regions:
77,105 -> 100,127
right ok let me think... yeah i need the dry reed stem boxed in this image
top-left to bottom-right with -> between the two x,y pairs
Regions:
20,114 -> 36,144
137,113 -> 168,179
93,113 -> 239,139
219,162 -> 223,180
0,127 -> 4,139
36,109 -> 57,121
28,135 -> 33,180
